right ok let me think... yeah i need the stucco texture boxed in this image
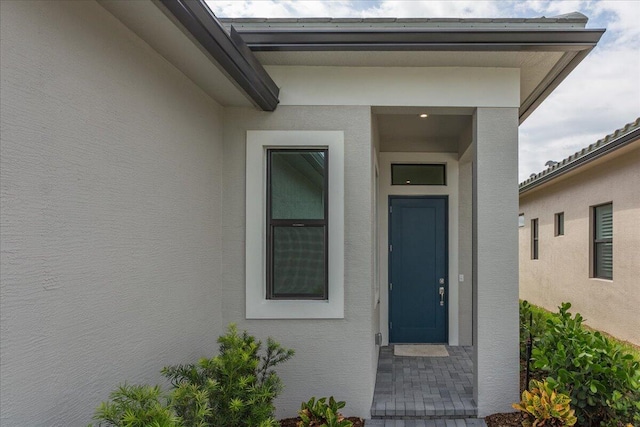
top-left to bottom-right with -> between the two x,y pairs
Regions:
1,1 -> 225,425
473,108 -> 520,416
519,141 -> 640,345
222,106 -> 376,418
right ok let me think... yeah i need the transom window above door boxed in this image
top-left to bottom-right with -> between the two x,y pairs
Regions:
391,164 -> 446,185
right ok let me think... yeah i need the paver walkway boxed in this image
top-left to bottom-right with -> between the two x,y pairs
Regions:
365,419 -> 487,426
371,345 -> 477,420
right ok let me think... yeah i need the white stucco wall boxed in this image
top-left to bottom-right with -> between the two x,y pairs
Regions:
458,144 -> 474,346
519,141 -> 640,345
0,2 -> 225,425
266,66 -> 520,108
472,108 -> 520,416
221,106 -> 376,419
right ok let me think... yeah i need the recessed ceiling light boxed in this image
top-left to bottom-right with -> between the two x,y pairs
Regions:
419,113 -> 428,118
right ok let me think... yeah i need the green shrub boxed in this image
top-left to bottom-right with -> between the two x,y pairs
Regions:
531,303 -> 640,426
298,397 -> 353,427
162,323 -> 294,427
89,384 -> 182,427
519,300 -> 553,360
512,379 -> 577,427
91,324 -> 294,427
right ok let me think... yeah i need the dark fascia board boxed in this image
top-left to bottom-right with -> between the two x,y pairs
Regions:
158,0 -> 279,111
519,127 -> 640,194
234,28 -> 605,52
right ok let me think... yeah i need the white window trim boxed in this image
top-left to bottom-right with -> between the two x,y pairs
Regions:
246,130 -> 344,319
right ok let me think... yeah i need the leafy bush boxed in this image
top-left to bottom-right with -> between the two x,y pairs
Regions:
163,323 -> 294,427
513,379 -> 577,427
91,324 -> 294,427
89,384 -> 182,427
531,303 -> 640,426
519,300 -> 552,361
297,397 -> 353,427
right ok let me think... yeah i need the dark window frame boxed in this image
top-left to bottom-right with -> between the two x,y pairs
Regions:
592,203 -> 613,280
266,149 -> 329,300
531,218 -> 539,260
391,163 -> 446,186
554,212 -> 564,236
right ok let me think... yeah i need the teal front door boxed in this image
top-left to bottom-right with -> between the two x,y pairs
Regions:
389,196 -> 447,343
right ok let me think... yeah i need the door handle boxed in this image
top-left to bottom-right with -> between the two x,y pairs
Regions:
439,285 -> 445,306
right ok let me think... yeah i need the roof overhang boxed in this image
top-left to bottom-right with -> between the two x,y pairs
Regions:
519,126 -> 640,194
158,0 -> 279,110
223,17 -> 604,122
99,0 -> 279,110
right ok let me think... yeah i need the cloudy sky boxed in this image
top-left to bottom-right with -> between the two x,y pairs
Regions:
208,0 -> 640,182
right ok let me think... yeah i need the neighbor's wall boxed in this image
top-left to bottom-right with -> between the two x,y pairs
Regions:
519,141 -> 640,345
0,2 -> 225,425
221,106 -> 375,418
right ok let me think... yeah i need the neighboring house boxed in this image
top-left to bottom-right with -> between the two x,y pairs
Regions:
0,1 -> 603,424
519,119 -> 640,346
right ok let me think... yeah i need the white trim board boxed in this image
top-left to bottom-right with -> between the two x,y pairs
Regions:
245,130 -> 345,319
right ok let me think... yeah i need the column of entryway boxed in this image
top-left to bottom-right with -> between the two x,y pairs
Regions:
472,107 -> 520,416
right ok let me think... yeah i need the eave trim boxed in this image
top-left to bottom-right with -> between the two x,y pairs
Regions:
233,28 -> 605,52
159,0 -> 279,111
519,127 -> 640,194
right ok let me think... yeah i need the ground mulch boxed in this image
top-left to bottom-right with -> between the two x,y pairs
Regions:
280,417 -> 365,427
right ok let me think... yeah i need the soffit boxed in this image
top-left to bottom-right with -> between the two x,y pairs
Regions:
98,0 -> 254,108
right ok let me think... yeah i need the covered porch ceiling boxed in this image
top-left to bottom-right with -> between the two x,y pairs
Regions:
373,107 -> 473,154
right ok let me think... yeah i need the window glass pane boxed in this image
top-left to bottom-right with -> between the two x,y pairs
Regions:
392,164 -> 445,185
556,212 -> 564,236
272,226 -> 326,297
595,204 -> 612,239
531,219 -> 539,259
595,242 -> 613,279
271,151 -> 325,219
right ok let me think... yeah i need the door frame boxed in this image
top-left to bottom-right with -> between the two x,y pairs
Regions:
388,195 -> 449,343
377,152 -> 460,347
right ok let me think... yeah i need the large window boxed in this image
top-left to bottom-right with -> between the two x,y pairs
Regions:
245,130 -> 344,319
593,203 -> 613,280
531,218 -> 539,260
267,150 -> 328,299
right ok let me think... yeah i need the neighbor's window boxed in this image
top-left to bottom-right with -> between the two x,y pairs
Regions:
391,164 -> 446,185
531,218 -> 539,260
518,213 -> 525,228
267,149 -> 328,299
593,203 -> 613,280
555,212 -> 564,236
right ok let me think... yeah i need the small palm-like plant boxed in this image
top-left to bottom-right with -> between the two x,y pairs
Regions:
512,379 -> 577,427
